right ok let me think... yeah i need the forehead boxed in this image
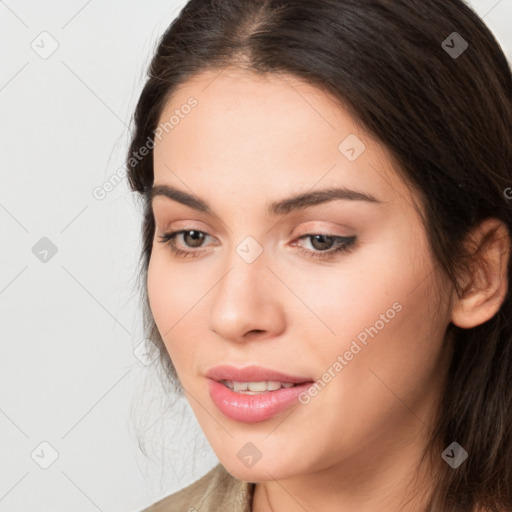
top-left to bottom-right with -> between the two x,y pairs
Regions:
152,67 -> 417,215
157,67 -> 357,145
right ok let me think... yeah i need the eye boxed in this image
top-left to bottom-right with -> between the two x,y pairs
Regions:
156,229 -> 357,261
157,229 -> 211,258
293,234 -> 357,260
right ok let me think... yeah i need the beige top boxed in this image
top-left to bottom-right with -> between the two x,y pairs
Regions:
141,463 -> 255,511
140,466 -> 505,512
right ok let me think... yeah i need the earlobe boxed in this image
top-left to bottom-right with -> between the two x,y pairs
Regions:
450,218 -> 510,329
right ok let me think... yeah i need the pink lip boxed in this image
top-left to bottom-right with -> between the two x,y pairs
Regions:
205,364 -> 312,384
206,365 -> 314,423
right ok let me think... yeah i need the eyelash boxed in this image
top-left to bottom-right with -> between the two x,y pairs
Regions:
156,230 -> 356,261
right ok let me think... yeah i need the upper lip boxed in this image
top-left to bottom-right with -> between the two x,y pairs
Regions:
206,364 -> 313,384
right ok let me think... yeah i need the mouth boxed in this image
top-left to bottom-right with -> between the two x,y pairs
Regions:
205,365 -> 315,423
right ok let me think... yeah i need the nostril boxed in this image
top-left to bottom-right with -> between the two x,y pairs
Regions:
247,329 -> 264,336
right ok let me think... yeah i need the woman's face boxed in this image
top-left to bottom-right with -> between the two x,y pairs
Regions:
147,67 -> 454,483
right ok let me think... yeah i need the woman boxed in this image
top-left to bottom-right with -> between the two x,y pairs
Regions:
128,0 -> 512,510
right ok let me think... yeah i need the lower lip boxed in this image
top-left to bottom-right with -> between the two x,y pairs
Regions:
208,379 -> 313,423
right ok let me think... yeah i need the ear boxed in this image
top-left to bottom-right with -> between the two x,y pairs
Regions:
450,218 -> 510,329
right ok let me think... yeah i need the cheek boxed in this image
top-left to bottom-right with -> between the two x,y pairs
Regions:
147,252 -> 202,328
147,255 -> 170,333
313,241 -> 446,402
288,252 -> 448,455
146,254 -> 210,377
288,232 -> 443,369
146,255 -> 186,357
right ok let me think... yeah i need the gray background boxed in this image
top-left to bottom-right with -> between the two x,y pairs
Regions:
1,1 -> 511,510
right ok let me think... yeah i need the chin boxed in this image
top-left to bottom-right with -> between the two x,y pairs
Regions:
222,458 -> 297,483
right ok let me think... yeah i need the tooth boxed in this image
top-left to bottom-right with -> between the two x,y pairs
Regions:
247,381 -> 268,392
233,381 -> 249,392
225,380 -> 298,392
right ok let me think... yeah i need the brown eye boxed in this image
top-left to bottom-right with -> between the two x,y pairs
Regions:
309,235 -> 336,251
157,229 -> 212,258
294,234 -> 357,261
182,230 -> 206,248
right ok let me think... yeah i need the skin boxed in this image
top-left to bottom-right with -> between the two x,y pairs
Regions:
147,67 -> 509,512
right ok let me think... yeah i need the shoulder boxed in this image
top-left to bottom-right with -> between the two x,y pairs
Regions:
140,463 -> 255,512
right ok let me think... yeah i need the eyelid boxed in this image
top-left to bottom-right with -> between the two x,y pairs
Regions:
292,222 -> 354,238
157,219 -> 212,234
157,219 -> 354,242
153,207 -> 227,235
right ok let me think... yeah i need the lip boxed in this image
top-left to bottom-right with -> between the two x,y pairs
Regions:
206,364 -> 312,384
206,365 -> 314,423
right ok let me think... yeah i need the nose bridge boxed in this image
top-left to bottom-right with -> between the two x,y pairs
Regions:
207,237 -> 283,340
219,232 -> 269,298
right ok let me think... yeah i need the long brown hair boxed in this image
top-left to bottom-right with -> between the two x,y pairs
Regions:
126,1 -> 512,510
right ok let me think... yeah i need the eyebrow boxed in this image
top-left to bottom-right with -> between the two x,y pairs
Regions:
150,184 -> 383,216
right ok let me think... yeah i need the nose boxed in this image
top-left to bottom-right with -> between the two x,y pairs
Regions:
207,250 -> 286,343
